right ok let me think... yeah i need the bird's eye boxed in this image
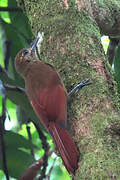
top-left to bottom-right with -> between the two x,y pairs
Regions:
23,49 -> 29,56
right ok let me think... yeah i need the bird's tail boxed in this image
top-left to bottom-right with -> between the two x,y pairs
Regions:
49,122 -> 79,174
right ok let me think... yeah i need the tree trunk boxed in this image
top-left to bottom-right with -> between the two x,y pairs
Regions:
18,0 -> 120,179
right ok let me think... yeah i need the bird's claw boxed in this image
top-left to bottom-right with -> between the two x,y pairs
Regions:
68,79 -> 91,95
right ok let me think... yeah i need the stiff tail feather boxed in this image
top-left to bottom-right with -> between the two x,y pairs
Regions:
49,122 -> 79,174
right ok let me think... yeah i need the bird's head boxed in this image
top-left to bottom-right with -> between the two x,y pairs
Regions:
15,37 -> 39,75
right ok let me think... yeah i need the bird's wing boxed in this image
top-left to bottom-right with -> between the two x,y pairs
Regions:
31,85 -> 67,129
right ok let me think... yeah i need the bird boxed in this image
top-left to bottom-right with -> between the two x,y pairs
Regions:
15,37 -> 79,174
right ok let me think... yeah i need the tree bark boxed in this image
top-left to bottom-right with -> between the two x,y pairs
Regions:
18,0 -> 120,179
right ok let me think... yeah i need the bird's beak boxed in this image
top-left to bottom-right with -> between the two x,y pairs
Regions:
30,37 -> 39,52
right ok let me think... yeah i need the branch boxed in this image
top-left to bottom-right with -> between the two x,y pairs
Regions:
91,0 -> 120,37
46,157 -> 57,180
26,124 -> 35,159
4,40 -> 11,71
0,65 -> 17,86
0,98 -> 9,180
19,159 -> 43,180
33,123 -> 50,180
0,7 -> 22,12
4,84 -> 25,93
0,40 -> 12,179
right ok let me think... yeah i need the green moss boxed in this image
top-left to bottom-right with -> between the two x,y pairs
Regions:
77,146 -> 120,179
18,0 -> 102,67
17,0 -> 120,179
75,112 -> 120,179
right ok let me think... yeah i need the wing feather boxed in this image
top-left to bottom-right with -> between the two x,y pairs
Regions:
31,85 -> 67,129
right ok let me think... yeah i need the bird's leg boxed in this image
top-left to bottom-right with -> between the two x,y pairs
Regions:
68,79 -> 91,97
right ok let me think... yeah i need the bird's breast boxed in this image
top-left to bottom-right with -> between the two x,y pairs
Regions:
24,62 -> 64,101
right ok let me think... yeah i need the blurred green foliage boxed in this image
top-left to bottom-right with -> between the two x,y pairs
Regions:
0,0 -> 71,179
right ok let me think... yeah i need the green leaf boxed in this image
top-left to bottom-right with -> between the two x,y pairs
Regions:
0,148 -> 34,179
5,86 -> 44,129
46,157 -> 71,180
0,170 -> 4,180
4,130 -> 37,149
0,0 -> 8,7
0,65 -> 17,86
6,98 -> 15,109
16,105 -> 28,125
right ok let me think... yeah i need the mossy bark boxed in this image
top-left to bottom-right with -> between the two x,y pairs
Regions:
18,0 -> 120,179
